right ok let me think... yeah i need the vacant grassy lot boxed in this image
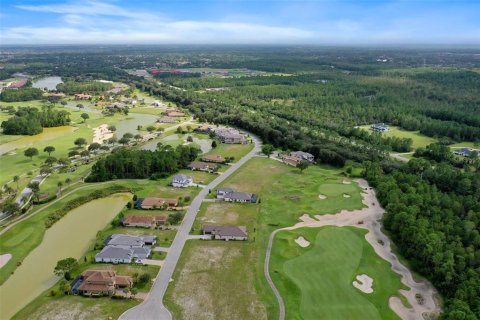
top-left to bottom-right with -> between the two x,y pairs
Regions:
359,125 -> 437,149
204,141 -> 254,161
13,295 -> 140,320
271,227 -> 404,320
164,240 -> 267,320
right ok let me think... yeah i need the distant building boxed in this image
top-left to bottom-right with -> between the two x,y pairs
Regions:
75,93 -> 92,100
72,269 -> 132,296
166,110 -> 185,117
201,154 -> 226,163
289,151 -> 315,162
95,234 -> 156,264
282,155 -> 302,167
188,161 -> 218,173
195,124 -> 211,133
7,80 -> 27,89
136,197 -> 178,209
370,123 -> 390,132
213,127 -> 247,144
453,148 -> 475,157
122,215 -> 167,228
171,174 -> 193,188
216,188 -> 257,203
203,225 -> 248,241
157,116 -> 178,124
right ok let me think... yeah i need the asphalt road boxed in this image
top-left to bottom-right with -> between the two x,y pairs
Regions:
120,135 -> 261,320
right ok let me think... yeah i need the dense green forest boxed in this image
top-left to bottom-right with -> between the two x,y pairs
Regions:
0,87 -> 43,102
86,145 -> 200,182
364,159 -> 480,320
1,106 -> 71,135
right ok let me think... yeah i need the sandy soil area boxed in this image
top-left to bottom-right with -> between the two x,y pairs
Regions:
271,179 -> 440,320
294,236 -> 310,248
353,274 -> 374,294
92,124 -> 114,144
0,253 -> 12,268
318,194 -> 327,200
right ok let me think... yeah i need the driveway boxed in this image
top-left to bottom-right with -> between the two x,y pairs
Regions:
120,136 -> 261,320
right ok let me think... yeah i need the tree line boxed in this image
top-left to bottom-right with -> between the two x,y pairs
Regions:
1,106 -> 71,135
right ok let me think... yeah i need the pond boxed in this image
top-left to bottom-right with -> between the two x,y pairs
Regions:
32,77 -> 63,91
0,126 -> 77,155
0,193 -> 130,319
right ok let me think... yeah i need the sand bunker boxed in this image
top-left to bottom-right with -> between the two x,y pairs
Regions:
318,194 -> 327,200
353,274 -> 373,294
0,253 -> 12,269
342,180 -> 351,184
92,124 -> 114,144
295,236 -> 310,247
298,214 -> 317,224
343,193 -> 351,198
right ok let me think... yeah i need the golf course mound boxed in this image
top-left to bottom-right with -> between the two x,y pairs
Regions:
353,274 -> 374,294
295,236 -> 310,247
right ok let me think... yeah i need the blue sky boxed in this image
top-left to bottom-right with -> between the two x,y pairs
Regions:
1,0 -> 479,45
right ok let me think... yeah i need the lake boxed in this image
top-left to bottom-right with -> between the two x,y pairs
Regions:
32,77 -> 63,91
0,194 -> 130,319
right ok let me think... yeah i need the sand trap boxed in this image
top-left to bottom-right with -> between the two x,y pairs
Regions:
353,274 -> 373,294
295,236 -> 310,247
343,193 -> 351,198
0,253 -> 12,269
92,124 -> 114,144
298,214 -> 317,223
342,179 -> 351,184
318,194 -> 327,200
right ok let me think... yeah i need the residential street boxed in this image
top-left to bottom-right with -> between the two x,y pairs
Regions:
120,135 -> 261,320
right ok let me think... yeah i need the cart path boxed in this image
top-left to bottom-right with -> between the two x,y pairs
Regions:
265,179 -> 441,320
120,136 -> 261,320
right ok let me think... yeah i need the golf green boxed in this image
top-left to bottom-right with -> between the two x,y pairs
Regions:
272,227 -> 404,320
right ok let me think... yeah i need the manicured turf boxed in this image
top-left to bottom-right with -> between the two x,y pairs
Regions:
203,141 -> 255,162
359,125 -> 437,149
271,227 -> 404,320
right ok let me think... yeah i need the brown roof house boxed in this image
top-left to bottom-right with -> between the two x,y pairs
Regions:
203,225 -> 248,241
201,154 -> 226,163
73,269 -> 132,296
166,110 -> 185,117
138,197 -> 178,209
188,161 -> 218,173
282,155 -> 302,167
122,215 -> 167,228
74,93 -> 92,100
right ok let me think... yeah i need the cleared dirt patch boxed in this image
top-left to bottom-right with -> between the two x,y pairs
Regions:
295,236 -> 310,248
353,274 -> 374,294
169,242 -> 267,320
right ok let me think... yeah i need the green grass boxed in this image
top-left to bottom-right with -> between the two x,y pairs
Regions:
164,157 -> 366,319
271,227 -> 404,320
13,294 -> 140,320
359,125 -> 437,149
204,141 -> 254,162
449,141 -> 479,149
129,107 -> 164,115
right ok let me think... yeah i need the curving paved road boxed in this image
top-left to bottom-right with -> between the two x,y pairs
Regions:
120,135 -> 261,320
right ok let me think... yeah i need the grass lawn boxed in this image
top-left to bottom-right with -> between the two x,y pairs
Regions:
204,141 -> 254,162
13,294 -> 140,320
271,227 -> 405,320
39,163 -> 94,196
449,141 -> 479,149
129,107 -> 165,115
359,125 -> 437,149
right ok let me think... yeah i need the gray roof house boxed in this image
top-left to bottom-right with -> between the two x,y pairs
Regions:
370,123 -> 390,132
172,174 -> 193,188
95,247 -> 133,264
216,188 -> 257,203
96,234 -> 155,264
203,225 -> 248,241
453,148 -> 474,157
290,151 -> 315,162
